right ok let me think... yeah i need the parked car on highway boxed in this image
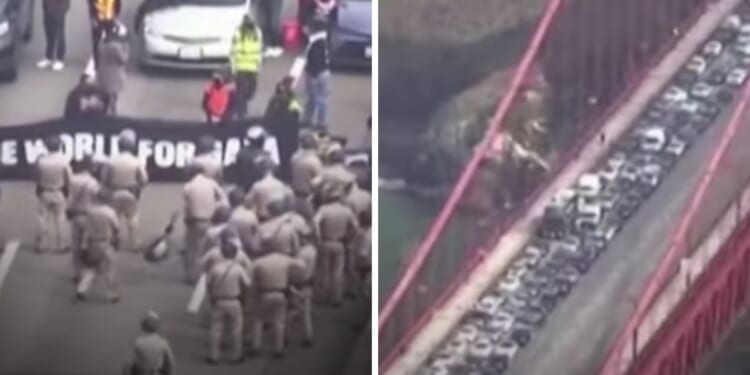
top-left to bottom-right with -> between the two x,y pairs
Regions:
136,0 -> 251,69
727,67 -> 749,86
690,82 -> 715,99
703,40 -> 724,57
638,127 -> 667,152
0,0 -> 33,81
685,56 -> 708,75
330,0 -> 372,68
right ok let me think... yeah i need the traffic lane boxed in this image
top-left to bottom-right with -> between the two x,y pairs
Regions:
0,183 -> 367,375
0,0 -> 372,143
505,103 -> 750,375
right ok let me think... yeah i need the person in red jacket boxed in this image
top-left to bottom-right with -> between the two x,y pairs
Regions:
202,71 -> 235,124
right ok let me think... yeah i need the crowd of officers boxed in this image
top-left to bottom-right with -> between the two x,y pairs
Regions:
32,124 -> 371,372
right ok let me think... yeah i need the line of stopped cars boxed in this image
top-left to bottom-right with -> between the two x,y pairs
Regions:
420,8 -> 750,375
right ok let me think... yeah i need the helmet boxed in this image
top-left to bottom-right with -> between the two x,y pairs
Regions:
299,130 -> 317,149
245,126 -> 266,141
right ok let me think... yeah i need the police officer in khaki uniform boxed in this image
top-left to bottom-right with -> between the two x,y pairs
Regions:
289,243 -> 316,346
228,189 -> 262,257
101,135 -> 148,252
126,311 -> 176,375
259,199 -> 302,256
35,134 -> 74,253
313,196 -> 359,306
183,164 -> 229,284
290,130 -> 323,221
68,155 -> 100,281
200,205 -> 233,254
313,145 -> 356,204
189,135 -> 223,182
249,247 -> 305,357
344,180 -> 371,221
206,227 -> 251,364
245,157 -> 293,221
199,223 -> 253,275
76,189 -> 120,302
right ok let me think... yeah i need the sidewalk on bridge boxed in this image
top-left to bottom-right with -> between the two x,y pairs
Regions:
382,0 -> 744,373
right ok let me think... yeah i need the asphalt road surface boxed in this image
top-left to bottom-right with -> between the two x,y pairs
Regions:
504,99 -> 750,374
0,0 -> 372,145
0,1 -> 372,375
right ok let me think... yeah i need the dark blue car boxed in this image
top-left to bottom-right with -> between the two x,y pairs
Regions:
330,0 -> 371,69
0,0 -> 33,81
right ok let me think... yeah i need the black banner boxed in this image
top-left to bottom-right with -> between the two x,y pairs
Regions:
0,117 -> 370,182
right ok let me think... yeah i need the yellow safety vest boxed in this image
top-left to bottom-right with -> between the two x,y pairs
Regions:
289,97 -> 302,113
231,29 -> 262,73
95,0 -> 116,21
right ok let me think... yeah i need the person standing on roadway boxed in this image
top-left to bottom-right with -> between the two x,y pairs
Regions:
101,134 -> 148,253
67,155 -> 100,281
302,17 -> 331,128
313,194 -> 359,306
87,0 -> 121,67
34,134 -> 73,254
265,76 -> 303,182
206,227 -> 251,365
126,311 -> 176,375
227,126 -> 271,192
96,21 -> 129,115
249,244 -> 305,357
290,129 -> 323,221
38,0 -> 70,72
76,189 -> 120,302
202,71 -> 235,124
230,14 -> 263,120
189,136 -> 223,183
255,0 -> 285,58
245,157 -> 293,221
182,164 -> 228,284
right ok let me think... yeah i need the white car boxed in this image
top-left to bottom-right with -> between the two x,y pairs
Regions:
678,99 -> 701,114
639,127 -> 667,152
662,86 -> 688,103
577,173 -> 603,197
722,14 -> 742,30
138,0 -> 252,69
665,136 -> 687,157
703,40 -> 723,57
727,68 -> 749,87
468,338 -> 494,359
493,339 -> 520,359
735,43 -> 750,56
685,56 -> 707,75
690,82 -> 714,99
474,295 -> 503,316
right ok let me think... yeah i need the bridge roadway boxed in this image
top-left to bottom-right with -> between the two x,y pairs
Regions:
0,182 -> 370,375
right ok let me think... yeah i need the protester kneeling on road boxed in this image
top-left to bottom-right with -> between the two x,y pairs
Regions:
64,74 -> 112,119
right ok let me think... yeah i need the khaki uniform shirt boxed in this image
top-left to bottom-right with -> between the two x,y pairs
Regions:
314,164 -> 356,200
207,259 -> 251,300
103,152 -> 148,190
189,152 -> 223,182
290,149 -> 323,195
68,172 -> 100,213
200,246 -> 253,275
293,244 -> 317,285
344,185 -> 371,218
183,174 -> 227,220
245,174 -> 293,218
314,201 -> 359,242
230,206 -> 260,252
252,252 -> 305,292
259,215 -> 301,255
84,203 -> 119,243
35,152 -> 73,190
131,333 -> 175,374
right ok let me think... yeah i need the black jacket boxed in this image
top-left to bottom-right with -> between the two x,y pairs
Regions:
227,146 -> 270,191
64,82 -> 111,119
305,35 -> 329,77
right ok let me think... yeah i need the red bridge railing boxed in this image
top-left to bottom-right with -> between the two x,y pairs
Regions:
596,23 -> 750,375
379,0 -> 714,369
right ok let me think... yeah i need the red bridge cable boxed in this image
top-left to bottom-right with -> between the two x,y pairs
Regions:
597,51 -> 750,375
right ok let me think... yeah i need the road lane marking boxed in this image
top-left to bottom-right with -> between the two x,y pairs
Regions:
187,274 -> 207,314
0,241 -> 21,293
